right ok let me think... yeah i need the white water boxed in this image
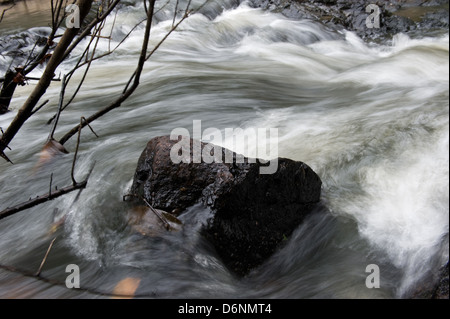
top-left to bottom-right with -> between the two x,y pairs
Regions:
0,0 -> 448,298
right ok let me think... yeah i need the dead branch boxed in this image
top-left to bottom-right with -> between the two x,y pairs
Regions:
22,0 -> 68,75
35,237 -> 57,276
0,126 -> 12,163
24,76 -> 62,82
30,99 -> 50,116
1,111 -> 96,220
0,69 -> 19,114
61,0 -> 121,62
0,0 -> 94,158
57,0 -> 211,146
61,20 -> 106,114
48,75 -> 68,141
71,117 -> 83,185
0,0 -> 15,24
0,159 -> 95,220
0,178 -> 89,221
58,0 -> 157,145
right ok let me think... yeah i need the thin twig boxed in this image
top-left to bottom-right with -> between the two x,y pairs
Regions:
0,0 -> 95,159
67,21 -> 105,108
61,0 -> 122,62
81,117 -> 99,138
58,0 -> 212,145
35,237 -> 57,277
123,193 -> 171,231
0,180 -> 89,220
71,117 -> 83,185
47,9 -> 143,125
0,1 -> 15,24
24,77 -> 61,82
71,161 -> 95,203
49,75 -> 67,141
0,151 -> 12,164
173,0 -> 180,28
0,125 -> 13,163
49,173 -> 53,197
142,197 -> 171,231
58,0 -> 157,145
30,99 -> 50,116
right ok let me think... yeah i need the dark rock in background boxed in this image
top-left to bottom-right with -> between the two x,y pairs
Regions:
248,0 -> 449,41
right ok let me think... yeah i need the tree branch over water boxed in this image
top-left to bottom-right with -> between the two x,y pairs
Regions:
57,0 -> 211,145
0,0 -> 95,157
0,122 -> 96,221
0,0 -> 210,221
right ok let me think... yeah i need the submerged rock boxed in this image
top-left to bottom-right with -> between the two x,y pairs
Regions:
128,135 -> 322,276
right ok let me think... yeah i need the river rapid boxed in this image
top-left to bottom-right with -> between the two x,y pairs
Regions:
0,0 -> 448,298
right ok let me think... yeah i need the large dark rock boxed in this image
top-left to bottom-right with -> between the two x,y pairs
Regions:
202,158 -> 322,276
129,135 -> 322,276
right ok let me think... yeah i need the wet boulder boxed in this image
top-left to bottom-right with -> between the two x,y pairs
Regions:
128,135 -> 322,276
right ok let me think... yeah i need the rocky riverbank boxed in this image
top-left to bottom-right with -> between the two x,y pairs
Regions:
249,0 -> 449,40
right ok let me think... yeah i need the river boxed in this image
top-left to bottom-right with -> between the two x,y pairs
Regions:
0,0 -> 448,298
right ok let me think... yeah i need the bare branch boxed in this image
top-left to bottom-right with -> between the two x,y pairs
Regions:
48,75 -> 68,141
48,174 -> 54,199
0,179 -> 89,220
30,99 -> 50,116
0,0 -> 15,24
0,0 -> 95,158
71,116 -> 98,186
71,117 -> 83,185
173,0 -> 180,28
61,0 -> 121,62
57,0 -> 213,145
58,0 -> 157,145
0,153 -> 95,220
35,237 -> 57,277
24,76 -> 61,82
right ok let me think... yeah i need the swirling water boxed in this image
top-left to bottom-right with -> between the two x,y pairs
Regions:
0,0 -> 448,298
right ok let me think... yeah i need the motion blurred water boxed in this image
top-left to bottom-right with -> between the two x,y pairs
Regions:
0,0 -> 448,298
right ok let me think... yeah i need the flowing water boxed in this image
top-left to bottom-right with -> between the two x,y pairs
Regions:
0,0 -> 448,298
